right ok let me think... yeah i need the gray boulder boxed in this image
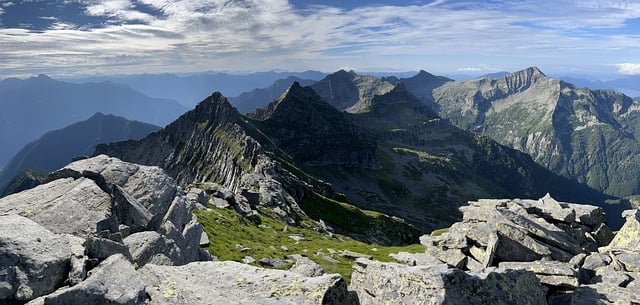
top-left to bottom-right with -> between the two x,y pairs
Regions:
350,258 -> 547,305
139,261 -> 358,305
287,254 -> 325,277
51,154 -> 176,216
41,254 -> 148,305
603,208 -> 640,252
500,260 -> 579,288
123,231 -> 179,267
0,177 -> 111,236
0,215 -> 72,301
112,185 -> 153,233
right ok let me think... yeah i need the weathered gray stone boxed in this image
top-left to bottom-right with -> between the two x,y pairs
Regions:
211,197 -> 230,208
500,260 -> 579,288
536,193 -> 576,223
426,247 -> 467,268
123,231 -> 179,267
287,254 -> 325,277
340,250 -> 373,260
568,203 -> 606,227
53,155 -> 177,216
604,209 -> 640,252
84,236 -> 131,261
0,177 -> 111,236
139,261 -> 358,305
66,235 -> 87,287
181,217 -> 204,263
112,185 -> 153,233
421,231 -> 468,249
389,251 -> 440,266
583,253 -> 612,271
0,215 -> 71,301
615,251 -> 640,272
162,195 -> 193,232
199,231 -> 210,247
569,253 -> 588,268
495,222 -> 553,261
350,258 -> 547,305
42,254 -> 147,305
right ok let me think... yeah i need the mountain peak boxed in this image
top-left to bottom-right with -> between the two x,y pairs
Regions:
415,70 -> 435,78
496,66 -> 549,93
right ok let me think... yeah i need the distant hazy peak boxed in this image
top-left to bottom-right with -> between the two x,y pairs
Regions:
329,69 -> 358,79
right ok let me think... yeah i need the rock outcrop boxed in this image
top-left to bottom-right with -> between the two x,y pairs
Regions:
0,155 -> 210,303
375,194 -> 640,304
351,258 -> 547,305
2,152 -> 639,304
138,261 -> 358,305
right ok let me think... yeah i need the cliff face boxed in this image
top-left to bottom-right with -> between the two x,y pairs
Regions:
96,92 -> 261,190
431,67 -> 640,197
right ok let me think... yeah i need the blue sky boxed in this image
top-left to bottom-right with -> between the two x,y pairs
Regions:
1,0 -> 639,78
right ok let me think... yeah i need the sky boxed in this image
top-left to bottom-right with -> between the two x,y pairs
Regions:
1,0 -> 640,79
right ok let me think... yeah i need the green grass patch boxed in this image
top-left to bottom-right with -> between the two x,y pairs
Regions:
194,207 -> 424,282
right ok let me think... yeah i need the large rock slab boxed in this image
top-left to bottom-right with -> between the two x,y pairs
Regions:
350,258 -> 547,305
0,215 -> 71,301
51,154 -> 176,216
138,261 -> 358,305
41,254 -> 148,305
124,231 -> 179,267
0,177 -> 111,236
500,260 -> 579,288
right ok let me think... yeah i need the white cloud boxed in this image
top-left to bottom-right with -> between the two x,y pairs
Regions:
616,63 -> 640,75
457,67 -> 483,72
1,0 -> 640,77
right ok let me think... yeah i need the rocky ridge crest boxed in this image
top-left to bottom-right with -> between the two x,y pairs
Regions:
430,67 -> 640,197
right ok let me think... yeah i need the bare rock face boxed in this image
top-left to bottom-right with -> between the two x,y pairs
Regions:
421,195 -> 607,268
138,261 -> 358,305
40,254 -> 147,305
351,258 -> 546,305
0,155 -> 209,303
0,177 -> 111,236
0,215 -> 72,302
603,208 -> 640,252
408,195 -> 640,305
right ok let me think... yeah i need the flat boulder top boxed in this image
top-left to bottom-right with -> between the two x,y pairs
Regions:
139,261 -> 357,305
0,177 -> 111,236
51,154 -> 177,215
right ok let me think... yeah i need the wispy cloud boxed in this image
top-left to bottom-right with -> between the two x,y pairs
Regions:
616,63 -> 640,75
0,0 -> 639,77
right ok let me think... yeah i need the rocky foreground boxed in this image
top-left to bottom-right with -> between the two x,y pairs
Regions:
1,155 -> 639,304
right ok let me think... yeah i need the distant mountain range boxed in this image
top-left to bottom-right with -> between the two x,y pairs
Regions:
0,113 -> 160,196
65,71 -> 327,107
555,74 -> 640,98
229,76 -> 317,113
0,74 -> 185,168
97,77 -> 622,235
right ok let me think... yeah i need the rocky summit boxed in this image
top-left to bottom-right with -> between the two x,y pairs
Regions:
1,157 -> 639,304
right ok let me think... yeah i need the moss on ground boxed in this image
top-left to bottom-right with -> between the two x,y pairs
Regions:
194,207 -> 424,282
